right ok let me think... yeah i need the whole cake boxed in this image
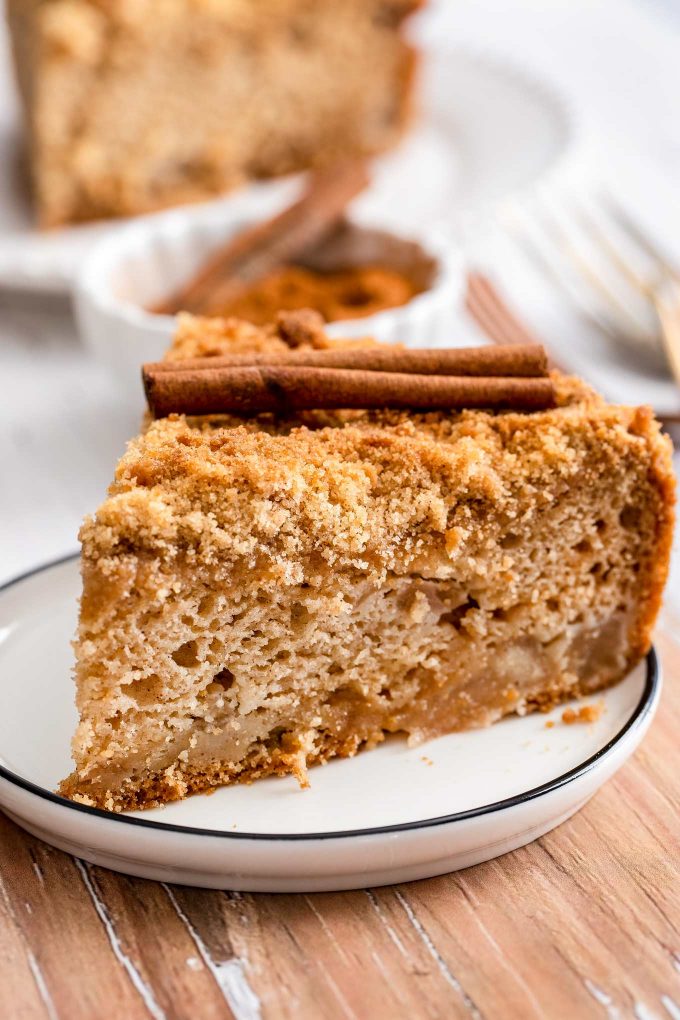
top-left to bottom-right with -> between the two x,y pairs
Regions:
60,313 -> 675,811
7,0 -> 422,226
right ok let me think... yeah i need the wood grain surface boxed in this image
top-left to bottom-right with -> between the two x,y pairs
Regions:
1,607 -> 678,1020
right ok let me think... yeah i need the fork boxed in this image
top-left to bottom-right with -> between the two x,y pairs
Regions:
498,192 -> 680,387
465,271 -> 680,437
465,271 -> 567,371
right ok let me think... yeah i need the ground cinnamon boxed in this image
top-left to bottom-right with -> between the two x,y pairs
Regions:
193,263 -> 421,324
156,161 -> 370,316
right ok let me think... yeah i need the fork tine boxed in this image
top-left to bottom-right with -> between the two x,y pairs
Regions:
603,196 -> 680,282
532,197 -> 654,340
573,202 -> 654,296
466,277 -> 525,349
466,273 -> 543,348
502,204 -> 638,346
466,273 -> 567,371
652,278 -> 680,387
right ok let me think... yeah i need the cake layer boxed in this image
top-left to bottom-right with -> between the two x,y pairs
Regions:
60,318 -> 675,810
61,563 -> 642,812
8,0 -> 421,226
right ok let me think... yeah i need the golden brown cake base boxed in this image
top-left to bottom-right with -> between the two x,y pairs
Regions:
59,315 -> 675,812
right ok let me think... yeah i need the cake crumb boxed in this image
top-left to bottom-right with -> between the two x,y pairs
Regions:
545,720 -> 555,729
562,702 -> 604,725
420,755 -> 433,766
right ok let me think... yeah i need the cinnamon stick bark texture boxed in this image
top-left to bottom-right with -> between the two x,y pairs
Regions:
156,160 -> 370,315
147,343 -> 547,378
144,365 -> 555,417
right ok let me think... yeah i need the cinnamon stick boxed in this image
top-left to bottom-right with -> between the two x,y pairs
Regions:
156,160 -> 370,315
148,343 -> 547,379
144,364 -> 555,418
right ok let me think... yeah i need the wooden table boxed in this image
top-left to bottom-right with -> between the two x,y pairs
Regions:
2,604 -> 678,1020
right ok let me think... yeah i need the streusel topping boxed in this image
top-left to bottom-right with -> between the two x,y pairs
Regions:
81,315 -> 667,585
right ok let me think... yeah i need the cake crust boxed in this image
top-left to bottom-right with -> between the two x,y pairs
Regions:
60,315 -> 675,811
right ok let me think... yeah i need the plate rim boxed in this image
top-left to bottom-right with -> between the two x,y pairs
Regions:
0,553 -> 660,842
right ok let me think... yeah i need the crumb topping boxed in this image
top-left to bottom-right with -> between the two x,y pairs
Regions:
80,314 -> 671,589
562,702 -> 605,724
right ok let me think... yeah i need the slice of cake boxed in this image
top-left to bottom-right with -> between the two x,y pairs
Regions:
59,314 -> 675,811
7,0 -> 422,226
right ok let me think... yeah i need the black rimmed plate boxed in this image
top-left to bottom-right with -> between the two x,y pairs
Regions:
0,557 -> 660,891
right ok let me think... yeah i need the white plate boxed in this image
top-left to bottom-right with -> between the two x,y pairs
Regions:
0,556 -> 660,892
0,42 -> 571,294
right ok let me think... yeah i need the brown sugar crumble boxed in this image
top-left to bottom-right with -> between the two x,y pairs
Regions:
561,703 -> 605,725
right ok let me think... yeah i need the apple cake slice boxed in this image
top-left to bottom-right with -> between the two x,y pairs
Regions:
7,0 -> 421,226
60,314 -> 674,811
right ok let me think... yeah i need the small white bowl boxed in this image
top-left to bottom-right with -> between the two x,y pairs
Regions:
75,201 -> 464,385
